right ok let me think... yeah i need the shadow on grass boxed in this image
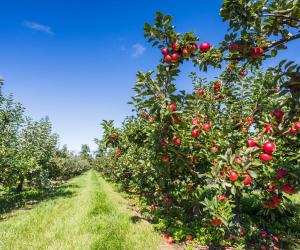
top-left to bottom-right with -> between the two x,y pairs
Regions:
0,183 -> 80,220
207,246 -> 227,250
130,215 -> 143,224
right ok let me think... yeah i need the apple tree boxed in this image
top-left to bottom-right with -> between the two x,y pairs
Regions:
96,0 -> 300,248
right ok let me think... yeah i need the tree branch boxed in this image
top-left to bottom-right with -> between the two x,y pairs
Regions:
265,33 -> 300,51
224,33 -> 300,61
262,13 -> 300,22
272,8 -> 294,15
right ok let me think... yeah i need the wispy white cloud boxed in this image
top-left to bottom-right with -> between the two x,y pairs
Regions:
23,21 -> 53,34
131,43 -> 146,57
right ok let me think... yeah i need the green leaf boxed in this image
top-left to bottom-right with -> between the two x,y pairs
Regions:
231,185 -> 236,195
270,50 -> 277,57
248,170 -> 257,178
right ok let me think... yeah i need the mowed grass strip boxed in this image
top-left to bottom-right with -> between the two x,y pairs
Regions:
87,172 -> 162,250
0,172 -> 92,250
0,170 -> 162,250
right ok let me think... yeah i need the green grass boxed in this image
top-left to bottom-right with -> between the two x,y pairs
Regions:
0,170 -> 162,250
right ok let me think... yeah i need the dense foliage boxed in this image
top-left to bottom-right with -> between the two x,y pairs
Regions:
0,80 -> 90,193
96,1 -> 300,249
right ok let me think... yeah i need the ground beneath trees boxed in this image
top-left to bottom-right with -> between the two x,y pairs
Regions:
0,171 -> 172,250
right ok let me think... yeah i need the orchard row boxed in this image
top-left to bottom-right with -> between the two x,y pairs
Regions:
95,3 -> 300,249
0,80 -> 91,193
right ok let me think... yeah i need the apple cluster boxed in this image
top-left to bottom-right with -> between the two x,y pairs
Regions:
161,41 -> 211,64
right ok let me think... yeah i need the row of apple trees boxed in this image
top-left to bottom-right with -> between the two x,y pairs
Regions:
95,1 -> 299,249
0,80 -> 91,193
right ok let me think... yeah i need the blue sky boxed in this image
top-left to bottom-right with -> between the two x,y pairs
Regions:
0,0 -> 299,152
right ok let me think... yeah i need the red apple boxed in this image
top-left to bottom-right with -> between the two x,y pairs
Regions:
260,231 -> 268,238
239,71 -> 246,77
169,102 -> 177,112
263,141 -> 275,154
228,43 -> 238,52
240,126 -> 248,133
197,88 -> 205,95
243,174 -> 252,186
161,139 -> 169,145
268,184 -> 276,191
211,218 -> 222,227
276,168 -> 287,178
164,55 -> 172,63
272,235 -> 279,243
247,138 -> 258,147
202,123 -> 211,132
219,169 -> 224,176
192,117 -> 200,125
214,81 -> 222,90
229,171 -> 238,181
294,122 -> 300,130
217,194 -> 228,202
214,94 -> 224,100
280,184 -> 294,195
172,41 -> 180,51
141,110 -> 148,118
272,194 -> 281,205
150,204 -> 158,210
149,116 -> 156,123
162,232 -> 173,244
251,47 -> 264,58
212,161 -> 218,167
260,153 -> 272,161
234,156 -> 243,164
162,232 -> 169,240
182,48 -> 189,57
163,195 -> 172,204
199,42 -> 211,52
167,237 -> 174,244
110,134 -> 117,141
211,146 -> 218,152
247,116 -> 254,125
172,135 -> 181,145
191,129 -> 200,138
192,43 -> 198,51
288,128 -> 298,134
160,155 -> 170,162
161,48 -> 169,55
171,52 -> 180,61
273,110 -> 284,120
116,148 -> 121,156
264,124 -> 272,133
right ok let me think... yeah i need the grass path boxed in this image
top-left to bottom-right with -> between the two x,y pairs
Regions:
0,170 -> 163,250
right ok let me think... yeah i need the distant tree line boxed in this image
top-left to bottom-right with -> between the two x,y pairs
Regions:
0,79 -> 91,193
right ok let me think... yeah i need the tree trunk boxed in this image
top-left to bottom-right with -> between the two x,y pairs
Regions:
16,177 -> 24,193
